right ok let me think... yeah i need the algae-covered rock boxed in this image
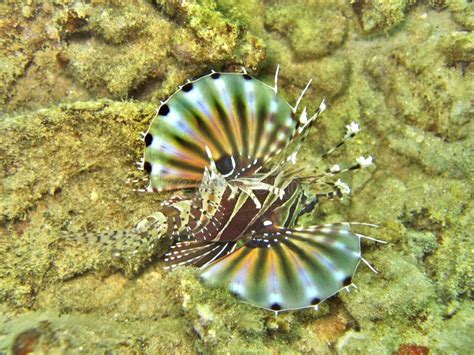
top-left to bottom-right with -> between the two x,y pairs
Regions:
0,1 -> 266,113
353,0 -> 414,34
434,304 -> 474,352
0,101 -> 172,306
446,0 -> 474,30
426,205 -> 473,302
363,11 -> 473,142
1,1 -> 473,353
0,2 -> 92,113
64,1 -> 265,101
164,267 -> 340,353
341,249 -> 437,324
265,2 -> 348,59
441,31 -> 474,63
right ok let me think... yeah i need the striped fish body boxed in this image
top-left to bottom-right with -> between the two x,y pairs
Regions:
139,70 -> 374,312
127,170 -> 298,247
68,69 -> 378,312
191,180 -> 297,242
182,162 -> 305,243
158,169 -> 363,312
162,170 -> 306,268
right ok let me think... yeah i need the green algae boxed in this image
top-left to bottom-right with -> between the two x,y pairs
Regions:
265,3 -> 348,59
0,309 -> 193,353
353,0 -> 416,34
0,0 -> 265,113
1,0 -> 473,353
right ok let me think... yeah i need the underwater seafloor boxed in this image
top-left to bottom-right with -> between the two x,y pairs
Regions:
0,1 -> 472,354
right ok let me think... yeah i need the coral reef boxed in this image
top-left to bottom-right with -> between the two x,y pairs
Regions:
0,0 -> 472,353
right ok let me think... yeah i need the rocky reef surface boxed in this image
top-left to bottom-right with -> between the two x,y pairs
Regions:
1,0 -> 472,353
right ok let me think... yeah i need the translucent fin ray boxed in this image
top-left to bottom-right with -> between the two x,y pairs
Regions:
164,240 -> 237,269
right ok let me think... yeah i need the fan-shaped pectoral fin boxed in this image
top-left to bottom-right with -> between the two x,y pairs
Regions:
199,223 -> 371,311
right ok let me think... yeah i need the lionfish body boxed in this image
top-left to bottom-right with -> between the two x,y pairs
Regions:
68,70 -> 382,312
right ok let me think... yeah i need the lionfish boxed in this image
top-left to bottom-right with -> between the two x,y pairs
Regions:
67,67 -> 384,312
